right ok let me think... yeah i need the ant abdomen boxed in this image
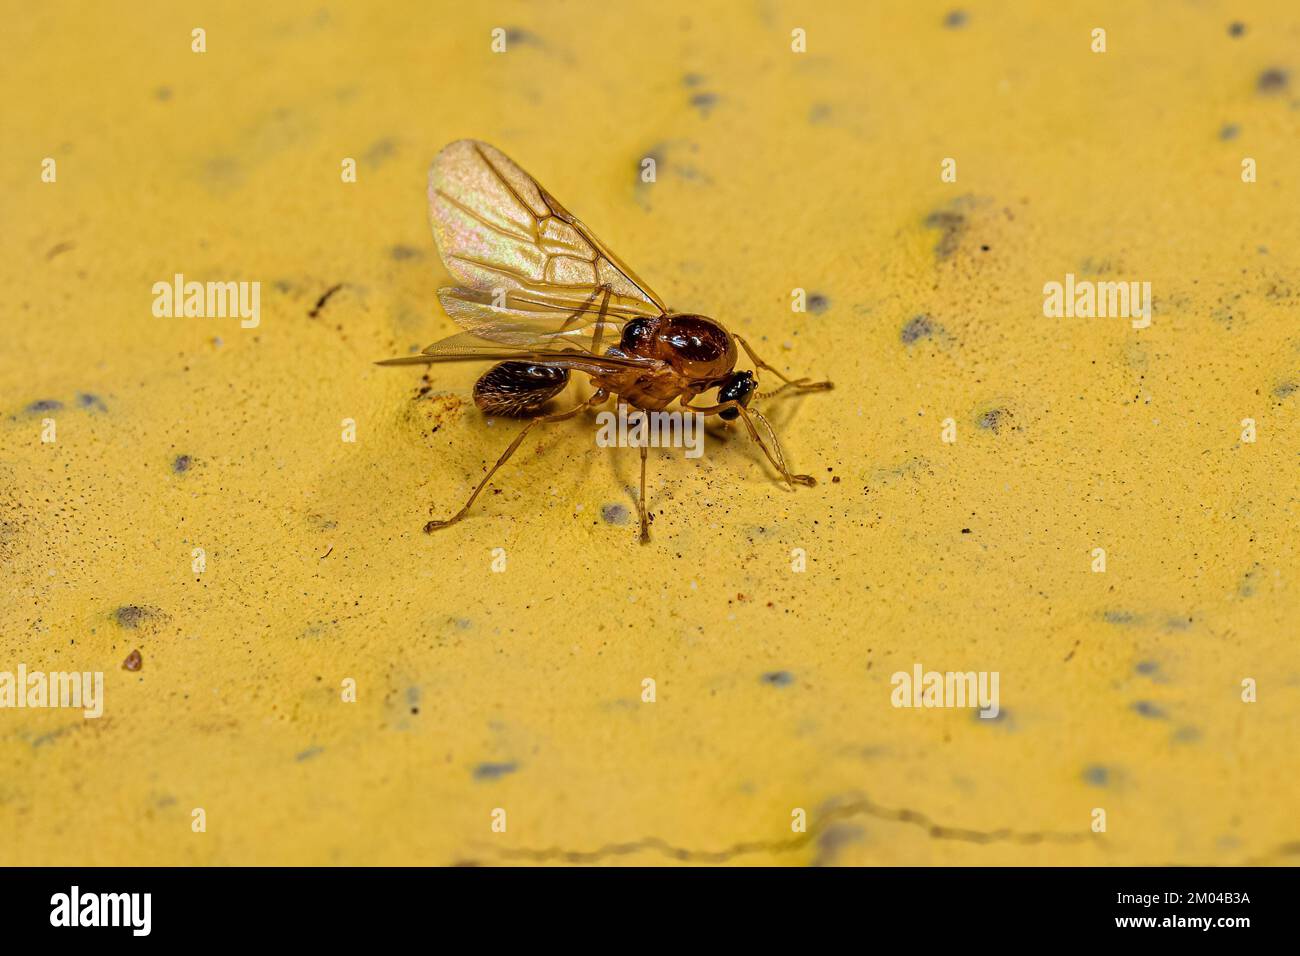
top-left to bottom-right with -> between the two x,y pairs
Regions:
473,362 -> 570,416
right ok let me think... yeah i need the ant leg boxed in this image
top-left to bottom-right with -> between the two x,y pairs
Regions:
684,399 -> 816,488
756,379 -> 818,401
637,441 -> 651,543
589,287 -> 614,354
737,405 -> 817,488
553,285 -> 603,333
425,389 -> 608,533
735,335 -> 833,392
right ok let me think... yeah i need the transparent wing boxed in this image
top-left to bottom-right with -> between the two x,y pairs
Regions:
376,287 -> 663,374
428,140 -> 667,352
375,334 -> 655,377
432,286 -> 644,356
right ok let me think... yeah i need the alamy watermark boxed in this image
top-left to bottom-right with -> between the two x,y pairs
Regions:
0,664 -> 103,718
1043,273 -> 1151,329
50,886 -> 150,936
595,403 -> 705,458
152,273 -> 260,328
891,663 -> 1000,719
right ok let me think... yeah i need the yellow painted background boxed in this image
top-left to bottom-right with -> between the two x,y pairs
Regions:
1,0 -> 1297,866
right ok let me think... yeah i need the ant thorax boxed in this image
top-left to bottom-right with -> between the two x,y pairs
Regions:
619,314 -> 737,383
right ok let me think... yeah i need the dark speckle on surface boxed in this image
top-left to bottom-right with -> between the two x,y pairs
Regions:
1228,21 -> 1246,38
813,823 -> 864,865
1273,379 -> 1298,400
298,622 -> 333,640
308,283 -> 344,319
1082,765 -> 1110,787
1257,68 -> 1289,94
1102,610 -> 1142,626
976,407 -> 1008,433
924,209 -> 966,259
682,72 -> 705,87
634,140 -> 708,193
637,146 -> 665,184
601,503 -> 630,525
390,244 -> 422,260
473,761 -> 518,781
503,27 -> 540,46
204,155 -> 243,189
761,670 -> 794,687
363,138 -> 396,165
1135,660 -> 1160,676
115,606 -> 152,629
1236,562 -> 1263,598
172,454 -> 193,474
25,399 -> 63,414
296,746 -> 324,762
806,293 -> 830,314
76,392 -> 107,412
1219,123 -> 1240,141
900,315 -> 934,344
808,102 -> 832,124
690,92 -> 719,116
944,10 -> 967,29
31,725 -> 78,748
1131,700 -> 1167,719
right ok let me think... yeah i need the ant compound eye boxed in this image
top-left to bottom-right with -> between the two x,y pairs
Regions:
619,318 -> 655,355
716,370 -> 755,420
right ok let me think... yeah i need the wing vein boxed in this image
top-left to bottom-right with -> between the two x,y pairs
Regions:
473,143 -> 543,239
433,188 -> 534,243
447,255 -> 538,284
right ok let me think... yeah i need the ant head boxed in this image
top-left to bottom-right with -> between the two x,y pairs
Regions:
716,369 -> 756,420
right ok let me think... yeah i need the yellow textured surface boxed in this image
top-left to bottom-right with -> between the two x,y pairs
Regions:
1,1 -> 1297,866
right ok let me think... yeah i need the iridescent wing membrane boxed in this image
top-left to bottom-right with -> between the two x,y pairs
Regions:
384,140 -> 667,368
